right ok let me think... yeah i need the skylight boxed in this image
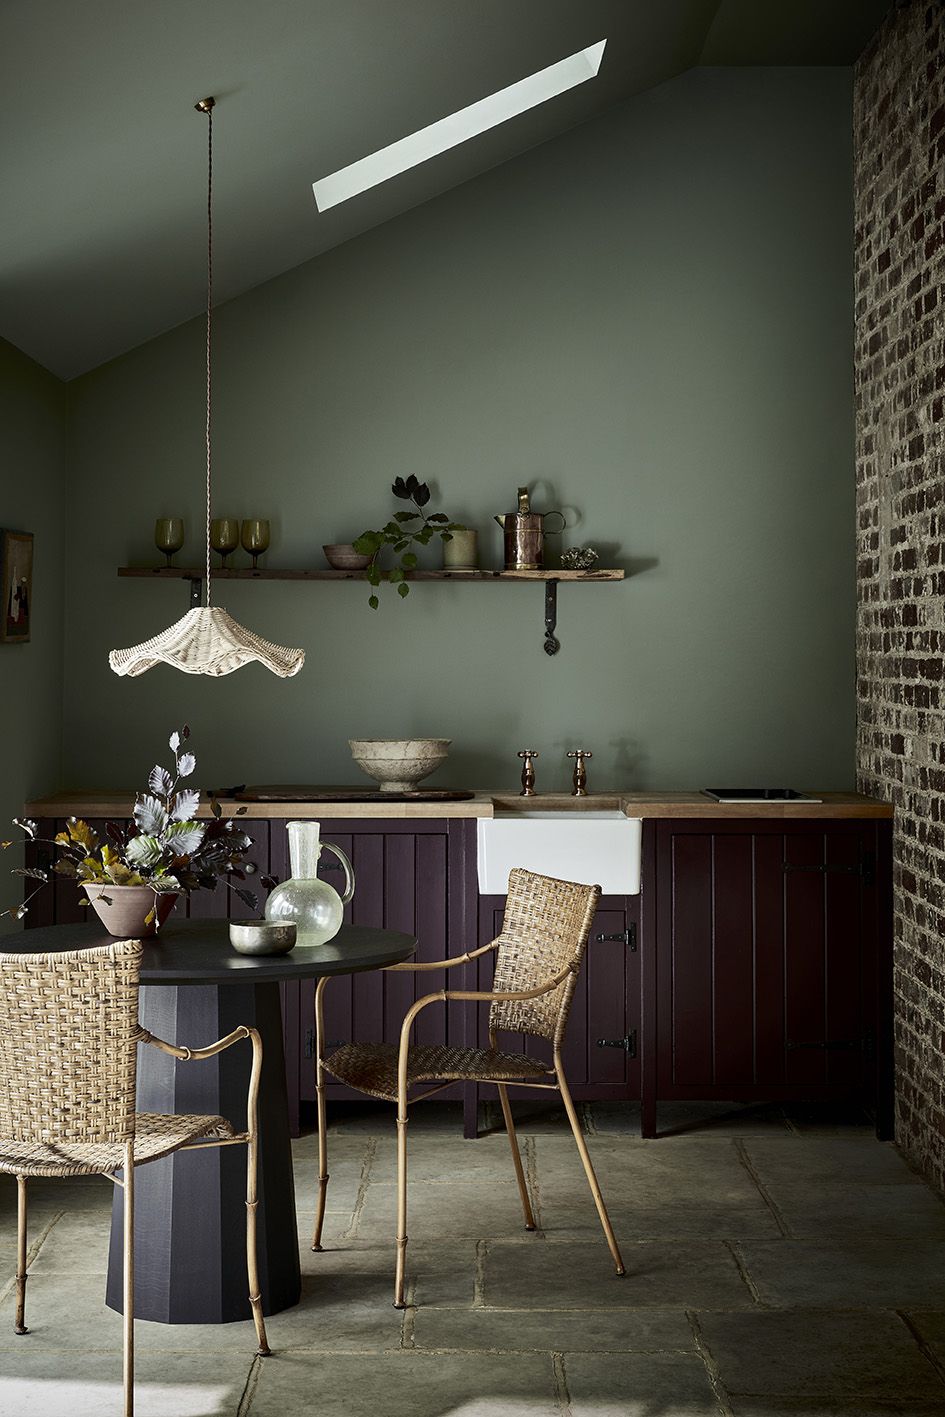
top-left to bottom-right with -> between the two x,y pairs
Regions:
312,39 -> 607,212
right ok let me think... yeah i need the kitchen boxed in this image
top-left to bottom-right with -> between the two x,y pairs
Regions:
1,2 -> 942,1415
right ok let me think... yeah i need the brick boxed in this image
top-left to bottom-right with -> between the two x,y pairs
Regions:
856,0 -> 945,1203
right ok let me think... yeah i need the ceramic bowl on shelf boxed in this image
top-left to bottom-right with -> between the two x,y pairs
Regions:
348,738 -> 451,793
323,543 -> 372,570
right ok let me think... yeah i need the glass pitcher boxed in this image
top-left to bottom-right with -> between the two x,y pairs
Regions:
265,821 -> 355,945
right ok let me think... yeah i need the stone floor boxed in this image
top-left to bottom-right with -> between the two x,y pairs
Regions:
2,1099 -> 945,1416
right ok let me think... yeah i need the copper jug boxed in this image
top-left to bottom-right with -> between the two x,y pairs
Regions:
494,487 -> 566,570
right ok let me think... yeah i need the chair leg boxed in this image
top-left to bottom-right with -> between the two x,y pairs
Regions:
14,1175 -> 28,1335
122,1143 -> 134,1417
312,978 -> 330,1252
393,1107 -> 408,1309
495,1083 -> 536,1230
556,1063 -> 625,1276
246,1135 -> 271,1357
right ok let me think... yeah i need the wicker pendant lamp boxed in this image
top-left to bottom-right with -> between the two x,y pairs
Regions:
109,98 -> 304,679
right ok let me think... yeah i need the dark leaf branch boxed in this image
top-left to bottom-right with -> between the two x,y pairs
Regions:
2,726 -> 263,919
353,479 -> 466,607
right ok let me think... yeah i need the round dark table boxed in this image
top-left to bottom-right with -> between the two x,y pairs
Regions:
13,919 -> 415,1324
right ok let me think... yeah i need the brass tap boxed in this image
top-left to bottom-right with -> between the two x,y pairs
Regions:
518,749 -> 539,796
567,749 -> 592,797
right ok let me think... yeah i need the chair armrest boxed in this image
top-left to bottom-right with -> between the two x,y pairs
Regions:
394,958 -> 579,1096
442,958 -> 578,1004
138,1026 -> 264,1143
384,940 -> 498,973
138,1025 -> 256,1062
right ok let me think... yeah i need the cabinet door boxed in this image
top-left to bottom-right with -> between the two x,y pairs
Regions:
656,821 -> 875,1099
475,894 -> 639,1100
279,820 -> 474,1108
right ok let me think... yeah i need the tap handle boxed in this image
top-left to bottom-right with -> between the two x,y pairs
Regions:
567,749 -> 592,797
518,749 -> 539,797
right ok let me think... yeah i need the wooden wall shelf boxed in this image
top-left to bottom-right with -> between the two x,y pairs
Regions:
116,565 -> 626,655
117,567 -> 625,582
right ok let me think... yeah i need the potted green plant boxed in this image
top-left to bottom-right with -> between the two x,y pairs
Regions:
3,726 -> 262,936
353,476 -> 466,607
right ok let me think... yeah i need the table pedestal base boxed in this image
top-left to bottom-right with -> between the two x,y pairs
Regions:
106,981 -> 301,1323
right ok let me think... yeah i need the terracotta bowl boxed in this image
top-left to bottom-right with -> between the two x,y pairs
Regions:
323,543 -> 372,570
348,738 -> 450,793
83,884 -> 179,938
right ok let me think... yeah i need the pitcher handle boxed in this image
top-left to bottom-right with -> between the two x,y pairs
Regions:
322,840 -> 355,905
542,510 -> 567,535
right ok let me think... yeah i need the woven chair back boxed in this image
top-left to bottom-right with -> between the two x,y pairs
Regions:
490,869 -> 600,1047
0,939 -> 142,1144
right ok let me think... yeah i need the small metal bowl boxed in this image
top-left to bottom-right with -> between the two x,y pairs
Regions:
228,920 -> 297,956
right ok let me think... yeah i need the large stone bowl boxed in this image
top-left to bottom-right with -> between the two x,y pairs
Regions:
348,738 -> 450,793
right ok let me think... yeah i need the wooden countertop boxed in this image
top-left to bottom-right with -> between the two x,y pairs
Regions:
23,789 -> 893,820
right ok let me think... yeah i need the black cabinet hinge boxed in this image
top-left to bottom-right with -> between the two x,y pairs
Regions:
783,853 -> 875,887
596,923 -> 637,951
597,1031 -> 637,1057
304,1029 -> 345,1058
787,1033 -> 874,1056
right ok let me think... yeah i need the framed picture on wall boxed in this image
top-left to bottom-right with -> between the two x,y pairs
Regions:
1,530 -> 33,643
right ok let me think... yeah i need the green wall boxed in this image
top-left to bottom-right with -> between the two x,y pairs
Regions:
63,66 -> 855,794
0,339 -> 66,934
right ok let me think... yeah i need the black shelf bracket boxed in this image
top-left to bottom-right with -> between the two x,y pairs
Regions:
544,579 -> 560,655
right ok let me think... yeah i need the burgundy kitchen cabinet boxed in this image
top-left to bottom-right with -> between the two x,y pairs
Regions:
644,818 -> 893,1139
23,808 -> 893,1142
274,819 -> 477,1133
25,815 -> 478,1137
470,893 -> 642,1128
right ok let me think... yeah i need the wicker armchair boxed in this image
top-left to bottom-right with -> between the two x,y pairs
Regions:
311,867 -> 625,1307
0,939 -> 270,1417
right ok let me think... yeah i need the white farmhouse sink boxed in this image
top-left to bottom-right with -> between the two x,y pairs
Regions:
477,811 -> 642,895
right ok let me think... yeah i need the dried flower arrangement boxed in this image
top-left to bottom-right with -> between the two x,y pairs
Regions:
3,726 -> 265,927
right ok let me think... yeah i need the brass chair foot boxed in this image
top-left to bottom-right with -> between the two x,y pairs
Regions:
311,1242 -> 324,1252
524,1222 -> 537,1232
14,1324 -> 29,1336
392,1299 -> 406,1310
615,1265 -> 626,1276
256,1344 -> 272,1357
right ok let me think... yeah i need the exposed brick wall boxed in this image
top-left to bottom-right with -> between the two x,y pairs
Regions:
855,1 -> 945,1192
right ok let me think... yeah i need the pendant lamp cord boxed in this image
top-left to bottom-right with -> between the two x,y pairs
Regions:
203,99 -> 214,608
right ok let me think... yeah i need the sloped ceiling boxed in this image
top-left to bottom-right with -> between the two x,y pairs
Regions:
0,0 -> 889,379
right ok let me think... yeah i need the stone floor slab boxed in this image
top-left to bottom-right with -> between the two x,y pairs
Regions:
27,1210 -> 113,1274
355,1177 -> 534,1241
698,1309 -> 945,1399
563,1350 -> 722,1415
729,1402 -> 945,1416
371,1132 -> 532,1185
412,1305 -> 695,1353
738,1239 -> 945,1308
765,1181 -> 945,1239
483,1238 -> 753,1309
543,1200 -> 781,1241
904,1311 -> 945,1366
741,1138 -> 922,1187
0,1351 -> 252,1415
535,1134 -> 766,1203
0,1270 -> 404,1355
249,1349 -> 559,1416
